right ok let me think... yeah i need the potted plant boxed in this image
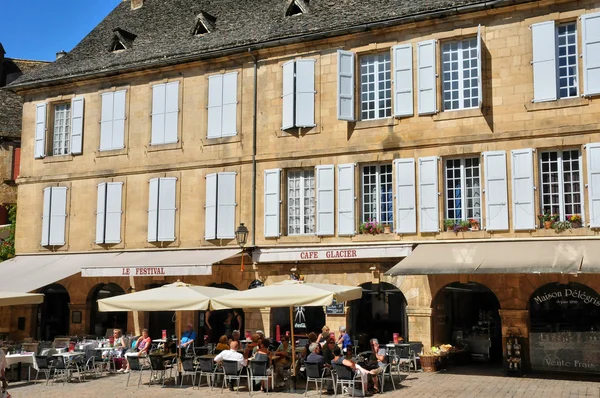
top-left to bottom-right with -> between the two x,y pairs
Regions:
444,219 -> 455,232
359,219 -> 383,235
459,220 -> 471,232
469,218 -> 480,231
568,214 -> 582,228
538,210 -> 554,229
382,224 -> 392,234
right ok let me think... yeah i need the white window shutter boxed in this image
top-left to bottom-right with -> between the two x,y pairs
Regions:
151,83 -> 166,144
221,72 -> 238,137
49,187 -> 67,246
205,173 -> 218,240
483,151 -> 509,231
395,158 -> 417,234
417,40 -> 437,115
511,149 -> 535,230
41,187 -> 51,246
337,50 -> 355,121
105,182 -> 123,243
100,93 -> 114,151
207,75 -> 223,138
295,59 -> 316,127
34,103 -> 47,159
70,97 -> 84,155
582,13 -> 600,97
418,157 -> 439,233
147,178 -> 159,242
477,24 -> 483,108
392,44 -> 413,117
337,163 -> 355,236
531,21 -> 557,102
316,165 -> 335,236
217,172 -> 236,239
164,82 -> 179,144
95,183 -> 107,244
158,177 -> 177,241
586,143 -> 600,228
281,61 -> 295,130
264,169 -> 281,238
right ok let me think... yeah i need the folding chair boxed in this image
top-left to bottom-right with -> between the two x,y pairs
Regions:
34,355 -> 53,385
248,359 -> 271,396
221,359 -> 246,394
180,357 -> 199,388
149,355 -> 173,387
378,356 -> 396,393
332,363 -> 364,397
125,356 -> 148,388
304,362 -> 335,398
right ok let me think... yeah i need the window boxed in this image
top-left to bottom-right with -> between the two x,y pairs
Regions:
540,150 -> 583,221
52,103 -> 71,156
100,90 -> 126,151
205,172 -> 236,239
207,72 -> 238,139
41,187 -> 67,246
361,165 -> 393,228
557,22 -> 578,99
444,157 -> 481,224
96,182 -> 123,244
360,53 -> 391,120
442,38 -> 479,111
151,82 -> 179,145
148,178 -> 177,242
286,0 -> 308,16
282,59 -> 316,130
287,170 -> 315,235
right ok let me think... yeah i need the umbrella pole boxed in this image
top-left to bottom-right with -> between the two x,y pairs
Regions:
289,306 -> 296,377
177,311 -> 182,377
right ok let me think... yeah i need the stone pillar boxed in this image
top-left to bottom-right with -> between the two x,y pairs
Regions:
243,308 -> 264,335
69,303 -> 90,336
498,309 -> 530,369
406,306 -> 432,351
259,308 -> 271,336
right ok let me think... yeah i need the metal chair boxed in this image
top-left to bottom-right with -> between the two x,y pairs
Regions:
198,356 -> 217,389
332,363 -> 363,397
304,362 -> 335,398
34,355 -> 53,385
221,359 -> 246,394
149,355 -> 173,387
247,359 -> 271,396
51,356 -> 71,386
125,355 -> 148,388
378,356 -> 396,393
180,357 -> 199,388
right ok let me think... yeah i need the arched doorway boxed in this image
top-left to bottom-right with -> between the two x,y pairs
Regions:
147,283 -> 175,340
431,282 -> 502,362
350,282 -> 407,351
529,282 -> 600,374
203,283 -> 243,342
88,283 -> 127,337
38,284 -> 70,341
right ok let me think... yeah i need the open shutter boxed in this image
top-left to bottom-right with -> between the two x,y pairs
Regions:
100,93 -> 114,151
164,82 -> 179,144
337,50 -> 355,121
217,172 -> 236,239
316,165 -> 335,235
477,25 -> 483,108
95,183 -> 107,244
587,143 -> 600,228
112,90 -> 126,149
41,187 -> 51,246
221,72 -> 238,137
511,149 -> 535,230
49,187 -> 67,246
417,40 -> 437,115
418,157 -> 439,232
151,83 -> 166,144
264,169 -> 281,238
296,59 -> 316,127
392,44 -> 413,117
531,21 -> 557,102
281,61 -> 295,130
70,97 -> 84,155
34,103 -> 47,159
158,177 -> 176,241
394,158 -> 416,234
207,75 -> 223,138
483,151 -> 509,231
147,178 -> 159,242
582,13 -> 600,97
105,182 -> 123,243
204,173 -> 218,240
337,163 -> 355,236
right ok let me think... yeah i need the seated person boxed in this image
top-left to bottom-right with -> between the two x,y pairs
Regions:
214,340 -> 247,391
121,328 -> 151,373
302,332 -> 318,358
244,334 -> 259,359
253,339 -> 273,392
215,335 -> 230,353
273,335 -> 292,388
322,337 -> 336,366
229,330 -> 241,345
318,326 -> 331,344
306,342 -> 325,365
180,323 -> 197,350
331,346 -> 378,395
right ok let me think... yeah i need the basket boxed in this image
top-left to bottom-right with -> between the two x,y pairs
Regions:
420,355 -> 438,372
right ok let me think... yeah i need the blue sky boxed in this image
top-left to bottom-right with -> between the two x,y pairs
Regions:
1,0 -> 121,61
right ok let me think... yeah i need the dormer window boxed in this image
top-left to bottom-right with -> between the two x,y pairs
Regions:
110,40 -> 126,52
192,11 -> 216,36
285,0 -> 308,16
109,28 -> 137,52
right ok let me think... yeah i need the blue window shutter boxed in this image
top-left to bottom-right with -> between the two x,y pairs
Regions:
100,93 -> 114,151
531,21 -> 557,102
49,187 -> 67,246
151,83 -> 166,144
147,178 -> 159,242
207,75 -> 223,138
337,163 -> 355,236
221,72 -> 238,137
282,61 -> 295,130
34,103 -> 47,159
70,97 -> 84,155
392,44 -> 413,117
395,158 -> 417,234
158,177 -> 177,241
295,59 -> 316,128
582,13 -> 600,97
217,172 -> 236,239
417,40 -> 437,115
205,173 -> 218,239
483,151 -> 509,231
41,187 -> 51,246
164,82 -> 179,144
511,149 -> 535,231
95,183 -> 107,244
418,157 -> 439,232
264,169 -> 281,238
316,165 -> 335,236
105,182 -> 123,243
337,50 -> 355,121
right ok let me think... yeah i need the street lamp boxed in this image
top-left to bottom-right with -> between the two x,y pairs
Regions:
235,223 -> 249,271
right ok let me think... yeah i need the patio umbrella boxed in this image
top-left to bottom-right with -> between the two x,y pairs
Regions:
0,291 -> 44,306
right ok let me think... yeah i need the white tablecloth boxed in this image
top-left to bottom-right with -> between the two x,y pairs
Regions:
5,353 -> 38,371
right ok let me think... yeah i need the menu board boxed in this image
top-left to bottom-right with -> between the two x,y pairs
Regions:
530,332 -> 600,374
325,299 -> 345,315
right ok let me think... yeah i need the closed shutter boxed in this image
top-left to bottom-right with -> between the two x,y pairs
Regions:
337,50 -> 355,121
207,75 -> 223,138
41,187 -> 51,246
164,82 -> 179,144
49,187 -> 67,246
217,172 -> 236,239
70,97 -> 84,155
281,61 -> 295,130
477,25 -> 483,108
417,40 -> 437,115
34,103 -> 47,159
95,183 -> 107,244
394,158 -> 416,234
100,93 -> 114,151
105,182 -> 123,243
158,177 -> 177,241
511,149 -> 535,230
112,90 -> 126,149
392,44 -> 413,117
337,163 -> 356,236
296,59 -> 316,127
204,173 -> 218,240
151,83 -> 166,144
264,169 -> 281,238
316,165 -> 335,235
582,13 -> 600,97
586,143 -> 600,228
531,21 -> 557,102
147,178 -> 159,242
483,151 -> 509,231
221,72 -> 238,137
418,157 -> 439,232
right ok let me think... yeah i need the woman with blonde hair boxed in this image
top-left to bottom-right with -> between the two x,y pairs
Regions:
318,325 -> 331,344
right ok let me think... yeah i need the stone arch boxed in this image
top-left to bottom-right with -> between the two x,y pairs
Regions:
38,283 -> 70,341
206,282 -> 243,341
87,283 -> 127,337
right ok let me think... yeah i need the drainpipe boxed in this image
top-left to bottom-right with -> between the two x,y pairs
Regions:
248,49 -> 258,247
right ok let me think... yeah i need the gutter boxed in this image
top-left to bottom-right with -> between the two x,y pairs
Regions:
8,0 -> 532,91
248,49 -> 258,247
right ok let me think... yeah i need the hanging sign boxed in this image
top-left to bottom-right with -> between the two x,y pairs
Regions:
325,299 -> 345,315
81,266 -> 212,277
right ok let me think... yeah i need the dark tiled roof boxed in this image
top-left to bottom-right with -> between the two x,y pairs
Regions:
11,0 -> 524,88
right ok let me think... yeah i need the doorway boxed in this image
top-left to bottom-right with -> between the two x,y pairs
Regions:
88,283 -> 127,337
38,284 -> 70,341
204,283 -> 243,342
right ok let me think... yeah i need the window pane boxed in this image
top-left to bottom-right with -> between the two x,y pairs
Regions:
360,53 -> 391,120
557,22 -> 578,99
53,103 -> 71,156
442,38 -> 479,111
562,150 -> 582,219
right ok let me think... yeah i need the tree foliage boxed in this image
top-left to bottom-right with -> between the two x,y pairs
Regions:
0,205 -> 16,261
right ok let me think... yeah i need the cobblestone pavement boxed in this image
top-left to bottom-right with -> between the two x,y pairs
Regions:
5,366 -> 600,398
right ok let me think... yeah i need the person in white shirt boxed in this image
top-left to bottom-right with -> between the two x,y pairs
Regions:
214,341 -> 247,391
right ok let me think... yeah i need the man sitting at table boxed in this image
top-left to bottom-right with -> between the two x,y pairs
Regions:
180,323 -> 197,350
214,341 -> 247,391
306,342 -> 324,365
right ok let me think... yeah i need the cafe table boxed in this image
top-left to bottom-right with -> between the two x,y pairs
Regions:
5,352 -> 38,382
52,352 -> 85,382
